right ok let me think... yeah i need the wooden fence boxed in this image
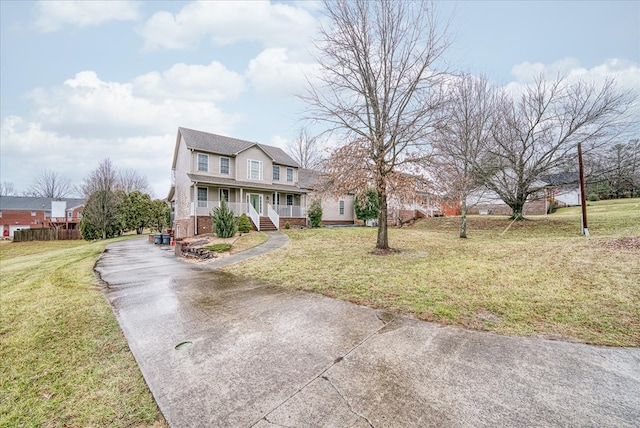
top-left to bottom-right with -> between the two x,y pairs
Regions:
13,228 -> 81,242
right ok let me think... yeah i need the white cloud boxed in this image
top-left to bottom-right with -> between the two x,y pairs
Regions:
33,0 -> 141,32
138,1 -> 317,51
508,58 -> 640,90
133,61 -> 245,101
246,48 -> 319,96
1,116 -> 174,198
27,70 -> 242,138
1,65 -> 249,197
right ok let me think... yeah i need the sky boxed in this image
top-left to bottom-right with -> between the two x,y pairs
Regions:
1,0 -> 639,199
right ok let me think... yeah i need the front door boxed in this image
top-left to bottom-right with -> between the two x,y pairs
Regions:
248,194 -> 262,215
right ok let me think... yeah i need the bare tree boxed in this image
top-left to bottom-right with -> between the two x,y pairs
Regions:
478,75 -> 635,220
79,158 -> 119,197
286,128 -> 325,170
585,138 -> 640,198
118,168 -> 151,195
24,170 -> 73,198
79,158 -> 122,240
431,73 -> 496,238
0,181 -> 17,196
304,0 -> 450,250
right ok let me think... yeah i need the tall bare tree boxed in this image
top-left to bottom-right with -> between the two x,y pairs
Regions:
305,0 -> 450,250
24,170 -> 73,198
79,159 -> 121,240
0,181 -> 17,196
478,75 -> 635,220
118,168 -> 151,195
286,128 -> 325,170
431,73 -> 496,238
79,158 -> 119,197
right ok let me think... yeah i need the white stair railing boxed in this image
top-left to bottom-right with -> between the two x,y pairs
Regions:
247,203 -> 260,231
267,204 -> 280,230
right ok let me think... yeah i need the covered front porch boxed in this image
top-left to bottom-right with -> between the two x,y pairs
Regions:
189,180 -> 308,232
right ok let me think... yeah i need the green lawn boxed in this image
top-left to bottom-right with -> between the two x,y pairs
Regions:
0,237 -> 166,427
226,198 -> 640,346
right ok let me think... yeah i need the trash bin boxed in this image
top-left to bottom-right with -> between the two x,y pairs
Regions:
154,234 -> 162,244
162,234 -> 171,245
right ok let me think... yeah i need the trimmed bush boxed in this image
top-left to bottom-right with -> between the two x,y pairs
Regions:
237,213 -> 252,233
308,199 -> 323,228
210,200 -> 237,238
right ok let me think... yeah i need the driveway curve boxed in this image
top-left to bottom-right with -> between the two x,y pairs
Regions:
95,237 -> 640,427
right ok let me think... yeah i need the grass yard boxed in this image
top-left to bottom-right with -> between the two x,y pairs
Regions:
0,237 -> 166,427
226,198 -> 640,346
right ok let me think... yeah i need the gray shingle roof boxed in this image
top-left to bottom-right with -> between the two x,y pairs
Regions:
188,174 -> 308,193
0,196 -> 85,211
298,168 -> 322,190
179,127 -> 300,168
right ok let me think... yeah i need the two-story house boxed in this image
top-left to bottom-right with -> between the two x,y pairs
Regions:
0,196 -> 85,239
168,127 -> 310,238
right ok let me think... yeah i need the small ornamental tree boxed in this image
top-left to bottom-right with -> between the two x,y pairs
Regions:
211,200 -> 237,238
308,199 -> 323,228
354,190 -> 379,222
237,213 -> 251,233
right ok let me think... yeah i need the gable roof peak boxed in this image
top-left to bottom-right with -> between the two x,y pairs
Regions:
176,127 -> 299,167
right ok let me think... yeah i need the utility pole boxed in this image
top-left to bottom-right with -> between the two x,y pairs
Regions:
578,142 -> 589,236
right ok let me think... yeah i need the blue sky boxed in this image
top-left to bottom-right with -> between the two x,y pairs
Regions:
1,1 -> 638,199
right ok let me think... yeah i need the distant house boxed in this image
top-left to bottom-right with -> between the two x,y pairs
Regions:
0,196 -> 85,239
169,127 -> 314,238
468,172 -> 581,216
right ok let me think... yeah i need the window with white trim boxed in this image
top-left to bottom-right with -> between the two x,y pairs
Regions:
220,157 -> 230,174
248,160 -> 263,180
219,188 -> 229,203
31,211 -> 36,216
198,153 -> 208,172
273,166 -> 280,180
339,200 -> 345,215
197,187 -> 208,208
286,194 -> 293,206
287,168 -> 293,182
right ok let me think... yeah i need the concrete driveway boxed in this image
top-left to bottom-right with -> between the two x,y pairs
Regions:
95,238 -> 640,427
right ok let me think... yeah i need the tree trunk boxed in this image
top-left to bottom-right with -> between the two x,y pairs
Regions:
460,197 -> 468,238
376,182 -> 389,250
508,201 -> 526,220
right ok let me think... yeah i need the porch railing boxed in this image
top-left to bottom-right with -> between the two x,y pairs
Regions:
267,204 -> 279,230
275,205 -> 305,218
196,201 -> 305,219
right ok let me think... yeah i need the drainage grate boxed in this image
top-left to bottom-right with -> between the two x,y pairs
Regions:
175,341 -> 193,350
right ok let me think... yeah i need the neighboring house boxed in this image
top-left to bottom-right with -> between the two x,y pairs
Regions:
0,196 -> 85,239
298,168 -> 356,225
468,172 -> 581,216
169,127 -> 311,238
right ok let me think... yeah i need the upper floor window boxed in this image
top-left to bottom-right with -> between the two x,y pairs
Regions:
248,160 -> 262,180
197,187 -> 208,207
220,157 -> 230,174
339,200 -> 345,215
219,188 -> 229,202
0,211 -> 2,218
31,211 -> 36,216
287,168 -> 293,182
67,211 -> 72,219
198,153 -> 208,172
273,166 -> 280,181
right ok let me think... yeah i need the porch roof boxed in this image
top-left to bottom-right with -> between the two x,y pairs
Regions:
187,174 -> 308,194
